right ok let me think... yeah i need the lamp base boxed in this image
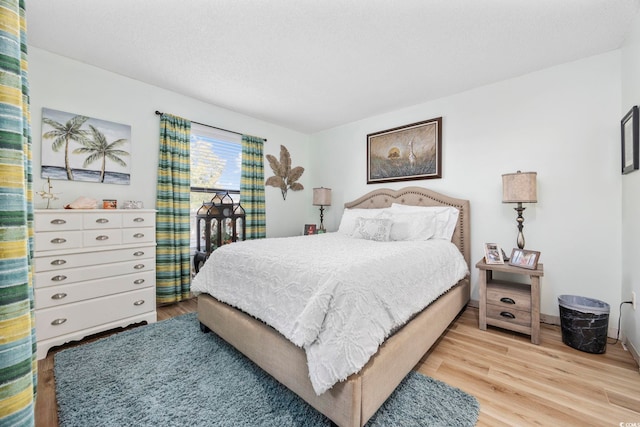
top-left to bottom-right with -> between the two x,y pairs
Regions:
514,204 -> 526,249
318,205 -> 325,232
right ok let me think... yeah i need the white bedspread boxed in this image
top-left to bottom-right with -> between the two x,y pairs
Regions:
191,233 -> 468,395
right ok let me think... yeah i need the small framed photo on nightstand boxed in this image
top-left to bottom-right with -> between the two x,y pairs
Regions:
484,243 -> 504,264
304,224 -> 317,235
509,248 -> 540,269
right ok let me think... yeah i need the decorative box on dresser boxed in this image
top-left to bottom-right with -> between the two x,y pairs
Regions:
476,258 -> 544,344
34,209 -> 157,359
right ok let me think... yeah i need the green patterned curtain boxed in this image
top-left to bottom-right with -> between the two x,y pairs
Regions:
240,135 -> 266,239
156,113 -> 191,304
0,0 -> 37,425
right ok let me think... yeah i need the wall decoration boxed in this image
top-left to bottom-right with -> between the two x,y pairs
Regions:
36,177 -> 60,209
265,145 -> 304,200
41,107 -> 131,184
367,117 -> 442,184
621,105 -> 639,175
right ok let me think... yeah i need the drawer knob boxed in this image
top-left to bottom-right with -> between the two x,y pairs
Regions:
133,217 -> 145,222
133,299 -> 145,306
51,318 -> 67,326
51,259 -> 67,266
500,297 -> 516,305
134,264 -> 145,270
500,311 -> 516,319
50,219 -> 66,225
96,218 -> 109,224
133,233 -> 144,238
51,237 -> 67,244
133,278 -> 145,285
51,275 -> 67,282
133,251 -> 145,257
96,235 -> 109,241
51,293 -> 67,300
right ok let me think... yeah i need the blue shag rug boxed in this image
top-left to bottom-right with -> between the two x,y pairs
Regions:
55,313 -> 479,426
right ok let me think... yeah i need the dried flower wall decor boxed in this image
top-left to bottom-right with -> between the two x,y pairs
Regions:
265,145 -> 304,200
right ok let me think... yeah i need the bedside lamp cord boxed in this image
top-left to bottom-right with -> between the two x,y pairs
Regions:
608,301 -> 633,345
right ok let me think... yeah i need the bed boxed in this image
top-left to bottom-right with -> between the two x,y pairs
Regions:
194,186 -> 470,427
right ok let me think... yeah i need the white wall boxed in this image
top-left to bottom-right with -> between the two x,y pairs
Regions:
310,51 -> 623,323
29,47 -> 310,238
621,11 -> 640,359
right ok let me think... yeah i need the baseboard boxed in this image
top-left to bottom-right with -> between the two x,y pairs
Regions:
623,337 -> 640,372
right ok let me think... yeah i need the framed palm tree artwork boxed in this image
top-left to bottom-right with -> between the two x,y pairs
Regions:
41,107 -> 131,184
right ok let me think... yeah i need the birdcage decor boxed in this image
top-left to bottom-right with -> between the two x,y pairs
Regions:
193,191 -> 246,273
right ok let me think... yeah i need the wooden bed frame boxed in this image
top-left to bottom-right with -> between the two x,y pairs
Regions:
197,186 -> 470,427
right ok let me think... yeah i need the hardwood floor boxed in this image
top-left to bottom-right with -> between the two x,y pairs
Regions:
419,308 -> 640,426
35,300 -> 639,426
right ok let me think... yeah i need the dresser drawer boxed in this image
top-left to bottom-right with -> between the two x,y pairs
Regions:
35,259 -> 155,288
34,231 -> 83,252
83,229 -> 123,247
35,270 -> 155,309
35,213 -> 81,232
486,304 -> 532,328
83,212 -> 122,229
36,287 -> 156,341
486,280 -> 531,311
34,245 -> 155,272
122,227 -> 155,244
123,212 -> 155,228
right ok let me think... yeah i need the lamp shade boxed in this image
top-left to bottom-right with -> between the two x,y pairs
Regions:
313,187 -> 332,206
502,171 -> 537,203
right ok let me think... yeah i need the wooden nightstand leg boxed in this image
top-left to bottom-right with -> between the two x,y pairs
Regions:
530,275 -> 541,344
479,269 -> 487,330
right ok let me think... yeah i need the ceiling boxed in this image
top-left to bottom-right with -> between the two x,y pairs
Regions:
26,0 -> 640,134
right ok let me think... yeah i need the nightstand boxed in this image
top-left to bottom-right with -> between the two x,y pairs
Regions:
476,258 -> 544,344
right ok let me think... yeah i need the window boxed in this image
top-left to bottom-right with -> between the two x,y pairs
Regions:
190,123 -> 242,251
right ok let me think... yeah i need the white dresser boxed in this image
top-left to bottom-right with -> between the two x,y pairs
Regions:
34,209 -> 157,359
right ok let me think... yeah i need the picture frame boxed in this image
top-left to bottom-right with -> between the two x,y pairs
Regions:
484,243 -> 504,265
304,224 -> 317,235
367,117 -> 442,184
621,105 -> 639,175
41,107 -> 132,184
508,248 -> 540,270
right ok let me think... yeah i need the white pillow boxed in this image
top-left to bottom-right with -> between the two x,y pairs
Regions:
390,203 -> 459,240
337,208 -> 391,235
351,217 -> 392,241
383,211 -> 438,241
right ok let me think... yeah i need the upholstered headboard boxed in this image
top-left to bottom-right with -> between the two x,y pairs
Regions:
344,186 -> 471,269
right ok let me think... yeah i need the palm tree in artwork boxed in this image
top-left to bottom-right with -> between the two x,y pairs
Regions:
42,115 -> 91,180
72,124 -> 129,183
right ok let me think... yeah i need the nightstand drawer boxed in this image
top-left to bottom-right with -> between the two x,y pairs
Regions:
487,280 -> 531,311
486,304 -> 531,328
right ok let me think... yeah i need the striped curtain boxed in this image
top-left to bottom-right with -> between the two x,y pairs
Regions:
0,0 -> 37,425
156,113 -> 191,304
240,135 -> 266,239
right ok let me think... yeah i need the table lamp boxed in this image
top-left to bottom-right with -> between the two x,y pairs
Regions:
312,187 -> 332,232
502,171 -> 537,249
